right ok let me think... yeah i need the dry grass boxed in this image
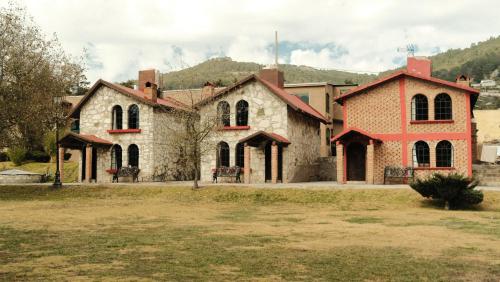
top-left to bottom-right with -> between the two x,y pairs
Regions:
0,185 -> 499,281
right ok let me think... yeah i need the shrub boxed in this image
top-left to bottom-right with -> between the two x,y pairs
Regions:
64,152 -> 72,161
27,150 -> 51,163
410,173 -> 483,209
0,152 -> 9,162
6,146 -> 28,166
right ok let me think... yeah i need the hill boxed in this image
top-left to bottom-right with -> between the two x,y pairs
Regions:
160,57 -> 376,89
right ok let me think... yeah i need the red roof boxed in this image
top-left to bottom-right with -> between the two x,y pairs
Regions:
79,134 -> 113,145
335,70 -> 480,104
59,132 -> 113,148
239,130 -> 291,147
331,127 -> 382,143
196,74 -> 328,124
69,79 -> 188,118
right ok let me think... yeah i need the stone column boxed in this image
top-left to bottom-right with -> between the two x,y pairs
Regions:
85,145 -> 92,183
271,142 -> 278,184
336,142 -> 345,184
366,140 -> 374,184
58,147 -> 65,182
244,143 -> 251,184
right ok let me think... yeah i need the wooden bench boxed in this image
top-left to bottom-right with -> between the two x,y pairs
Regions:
383,166 -> 414,184
212,166 -> 241,183
112,166 -> 140,183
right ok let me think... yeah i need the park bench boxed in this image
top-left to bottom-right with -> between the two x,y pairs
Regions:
383,166 -> 414,184
212,166 -> 241,183
112,166 -> 140,183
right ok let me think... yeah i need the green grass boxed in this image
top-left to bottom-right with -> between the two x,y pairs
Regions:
0,161 -> 78,183
0,185 -> 499,280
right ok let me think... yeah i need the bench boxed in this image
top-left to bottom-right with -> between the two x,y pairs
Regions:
212,166 -> 241,183
383,166 -> 414,184
112,166 -> 140,183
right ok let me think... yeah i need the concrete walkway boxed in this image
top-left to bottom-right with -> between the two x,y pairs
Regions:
2,181 -> 500,191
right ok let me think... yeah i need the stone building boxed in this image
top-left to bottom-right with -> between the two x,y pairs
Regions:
333,57 -> 480,184
196,67 -> 328,183
59,70 -> 189,183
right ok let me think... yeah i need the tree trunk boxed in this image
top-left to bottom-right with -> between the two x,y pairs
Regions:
193,166 -> 199,189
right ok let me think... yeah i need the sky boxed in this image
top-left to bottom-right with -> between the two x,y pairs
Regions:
5,0 -> 500,83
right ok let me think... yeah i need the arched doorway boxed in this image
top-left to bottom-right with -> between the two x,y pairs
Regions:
347,142 -> 366,181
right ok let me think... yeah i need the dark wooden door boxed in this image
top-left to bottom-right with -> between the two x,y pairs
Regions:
91,147 -> 97,181
347,142 -> 366,181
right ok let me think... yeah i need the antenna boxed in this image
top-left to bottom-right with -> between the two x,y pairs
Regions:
397,44 -> 416,57
275,31 -> 279,69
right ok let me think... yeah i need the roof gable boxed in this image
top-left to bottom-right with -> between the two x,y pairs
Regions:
68,79 -> 187,118
196,74 -> 328,123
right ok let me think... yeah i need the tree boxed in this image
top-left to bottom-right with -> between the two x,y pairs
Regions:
0,2 -> 85,149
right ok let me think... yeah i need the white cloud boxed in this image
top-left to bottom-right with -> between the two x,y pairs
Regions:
5,0 -> 500,82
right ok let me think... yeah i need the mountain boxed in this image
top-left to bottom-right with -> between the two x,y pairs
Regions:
160,57 -> 376,90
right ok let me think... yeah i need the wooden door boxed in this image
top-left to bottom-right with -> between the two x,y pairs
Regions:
347,142 -> 366,181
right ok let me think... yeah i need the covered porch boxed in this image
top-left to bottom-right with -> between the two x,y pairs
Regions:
332,128 -> 382,184
239,131 -> 290,184
59,132 -> 113,183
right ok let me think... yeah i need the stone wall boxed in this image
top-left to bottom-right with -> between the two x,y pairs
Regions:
318,156 -> 336,181
473,164 -> 500,186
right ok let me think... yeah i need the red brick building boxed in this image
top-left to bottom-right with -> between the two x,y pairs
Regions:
332,57 -> 479,184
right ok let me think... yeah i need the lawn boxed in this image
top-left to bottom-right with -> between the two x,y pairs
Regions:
0,161 -> 79,183
0,185 -> 499,281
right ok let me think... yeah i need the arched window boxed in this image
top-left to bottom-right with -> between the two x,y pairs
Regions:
128,104 -> 139,129
436,141 -> 453,167
412,141 -> 430,167
216,142 -> 230,167
128,144 -> 139,167
434,93 -> 452,120
217,101 -> 230,127
411,94 -> 428,120
236,100 -> 249,126
110,145 -> 122,170
112,105 -> 123,129
235,143 -> 245,167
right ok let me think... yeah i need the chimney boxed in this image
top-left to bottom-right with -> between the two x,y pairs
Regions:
456,74 -> 471,87
144,82 -> 158,103
258,66 -> 284,88
407,57 -> 432,77
202,81 -> 215,98
138,69 -> 160,92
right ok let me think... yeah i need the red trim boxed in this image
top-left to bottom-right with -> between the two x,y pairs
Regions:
465,93 -> 473,177
410,120 -> 454,124
219,126 -> 250,131
413,167 -> 455,171
399,78 -> 408,167
107,129 -> 142,134
342,100 -> 347,129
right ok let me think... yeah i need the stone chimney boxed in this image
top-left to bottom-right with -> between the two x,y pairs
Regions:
407,57 -> 432,77
456,74 -> 471,87
138,69 -> 160,92
258,66 -> 284,88
144,82 -> 158,103
202,81 -> 215,98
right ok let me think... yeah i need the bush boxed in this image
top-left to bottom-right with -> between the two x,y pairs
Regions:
0,152 -> 9,162
6,146 -> 28,166
27,150 -> 51,163
410,173 -> 483,209
64,152 -> 72,161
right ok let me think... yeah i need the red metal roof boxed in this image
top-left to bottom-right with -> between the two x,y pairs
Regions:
335,70 -> 480,104
239,131 -> 291,147
196,74 -> 329,124
331,127 -> 382,143
79,134 -> 114,145
69,79 -> 189,118
59,132 -> 113,148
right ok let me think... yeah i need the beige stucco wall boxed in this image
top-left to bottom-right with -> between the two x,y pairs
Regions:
475,109 -> 500,144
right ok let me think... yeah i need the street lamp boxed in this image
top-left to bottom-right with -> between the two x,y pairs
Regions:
53,96 -> 63,188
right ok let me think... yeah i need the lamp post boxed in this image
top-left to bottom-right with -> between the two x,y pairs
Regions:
53,96 -> 63,188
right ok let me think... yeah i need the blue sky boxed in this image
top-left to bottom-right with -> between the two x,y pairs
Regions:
8,0 -> 500,83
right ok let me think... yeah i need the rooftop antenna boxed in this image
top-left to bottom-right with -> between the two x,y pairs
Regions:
397,44 -> 416,57
275,31 -> 279,69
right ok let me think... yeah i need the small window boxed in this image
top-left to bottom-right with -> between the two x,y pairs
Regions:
434,93 -> 452,120
128,144 -> 139,167
293,93 -> 309,104
128,104 -> 139,129
111,145 -> 122,170
235,143 -> 245,167
412,141 -> 430,167
326,93 -> 330,114
411,94 -> 428,120
70,120 -> 80,133
216,142 -> 230,167
112,105 -> 123,129
236,100 -> 249,126
217,101 -> 230,127
436,140 -> 453,167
